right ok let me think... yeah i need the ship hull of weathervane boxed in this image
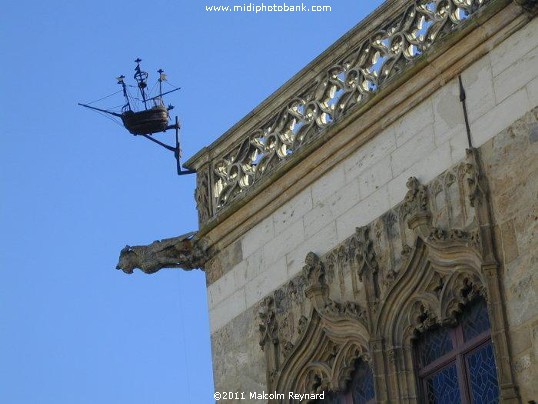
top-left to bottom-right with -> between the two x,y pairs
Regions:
121,106 -> 170,135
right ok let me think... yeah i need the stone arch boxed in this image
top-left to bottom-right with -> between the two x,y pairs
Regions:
274,307 -> 371,400
373,234 -> 487,402
440,268 -> 488,324
378,233 -> 485,333
258,163 -> 520,402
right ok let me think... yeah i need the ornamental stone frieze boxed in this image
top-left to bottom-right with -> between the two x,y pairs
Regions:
257,149 -> 520,401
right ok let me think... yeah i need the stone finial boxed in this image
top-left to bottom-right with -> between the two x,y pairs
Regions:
302,252 -> 327,296
354,226 -> 379,281
401,177 -> 432,233
403,177 -> 429,214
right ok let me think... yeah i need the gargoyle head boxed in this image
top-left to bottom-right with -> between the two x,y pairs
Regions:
116,245 -> 136,274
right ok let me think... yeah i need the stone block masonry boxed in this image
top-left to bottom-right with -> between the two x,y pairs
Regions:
207,14 -> 538,334
197,2 -> 538,401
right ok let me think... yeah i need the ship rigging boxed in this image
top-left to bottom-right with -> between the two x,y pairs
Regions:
79,59 -> 194,175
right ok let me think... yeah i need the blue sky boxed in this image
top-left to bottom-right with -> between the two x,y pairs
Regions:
0,1 -> 383,402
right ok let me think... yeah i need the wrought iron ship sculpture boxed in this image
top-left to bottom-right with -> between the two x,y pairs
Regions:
79,59 -> 194,175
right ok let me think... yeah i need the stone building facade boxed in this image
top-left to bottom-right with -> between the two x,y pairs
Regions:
118,0 -> 538,402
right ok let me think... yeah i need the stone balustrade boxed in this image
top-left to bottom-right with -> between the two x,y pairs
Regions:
186,0 -> 501,226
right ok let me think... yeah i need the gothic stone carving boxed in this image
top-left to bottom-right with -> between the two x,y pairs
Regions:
259,296 -> 279,349
402,176 -> 429,218
274,310 -> 371,399
258,253 -> 371,399
257,152 -> 519,402
205,0 -> 491,213
354,226 -> 379,282
116,232 -> 205,274
303,251 -> 327,295
194,167 -> 211,225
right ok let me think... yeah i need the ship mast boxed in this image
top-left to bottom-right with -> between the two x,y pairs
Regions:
133,58 -> 149,109
158,69 -> 165,99
116,75 -> 131,111
78,59 -> 194,176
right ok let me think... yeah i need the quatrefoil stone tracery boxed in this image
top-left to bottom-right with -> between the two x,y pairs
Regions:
208,0 -> 488,214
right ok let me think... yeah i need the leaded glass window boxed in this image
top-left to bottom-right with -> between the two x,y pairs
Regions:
415,298 -> 499,404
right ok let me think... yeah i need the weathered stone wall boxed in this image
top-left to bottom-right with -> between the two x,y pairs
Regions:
207,12 -> 538,403
207,15 -> 538,328
482,108 -> 538,401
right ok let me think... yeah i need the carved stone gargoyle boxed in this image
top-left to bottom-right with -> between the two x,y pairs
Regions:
116,231 -> 206,274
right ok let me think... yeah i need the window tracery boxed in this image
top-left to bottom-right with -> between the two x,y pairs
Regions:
415,298 -> 499,403
257,150 -> 519,402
